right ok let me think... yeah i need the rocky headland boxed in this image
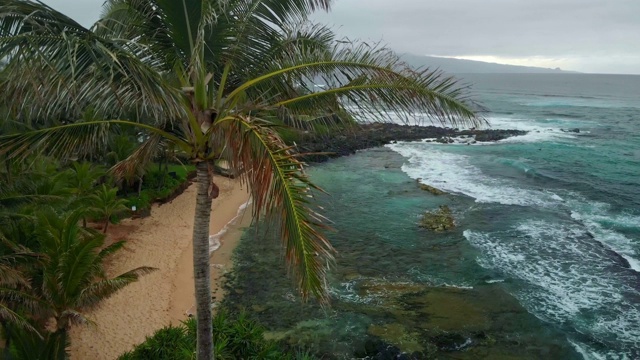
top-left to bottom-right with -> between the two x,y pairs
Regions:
294,123 -> 526,162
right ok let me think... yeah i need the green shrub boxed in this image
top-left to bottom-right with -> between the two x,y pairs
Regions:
166,164 -> 195,180
118,325 -> 194,360
119,311 -> 314,360
142,168 -> 184,198
142,169 -> 165,190
120,165 -> 192,216
124,191 -> 153,212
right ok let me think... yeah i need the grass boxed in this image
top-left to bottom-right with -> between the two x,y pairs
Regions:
166,164 -> 196,180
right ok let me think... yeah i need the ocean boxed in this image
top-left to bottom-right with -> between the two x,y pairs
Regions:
224,74 -> 640,359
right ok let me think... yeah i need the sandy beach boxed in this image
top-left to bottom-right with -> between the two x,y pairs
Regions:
68,176 -> 251,359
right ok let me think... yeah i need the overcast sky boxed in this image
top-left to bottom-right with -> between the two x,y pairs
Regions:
43,0 -> 640,74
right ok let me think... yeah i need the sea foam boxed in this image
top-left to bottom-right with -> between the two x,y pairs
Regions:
569,200 -> 640,273
385,112 -> 640,357
208,199 -> 252,254
464,222 -> 640,357
386,143 -> 562,207
487,116 -> 580,144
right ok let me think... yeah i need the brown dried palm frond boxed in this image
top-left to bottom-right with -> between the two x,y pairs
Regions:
217,115 -> 335,302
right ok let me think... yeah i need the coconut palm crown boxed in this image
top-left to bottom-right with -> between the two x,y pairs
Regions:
0,0 -> 481,358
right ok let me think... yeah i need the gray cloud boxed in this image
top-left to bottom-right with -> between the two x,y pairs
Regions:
313,0 -> 640,74
41,0 -> 640,74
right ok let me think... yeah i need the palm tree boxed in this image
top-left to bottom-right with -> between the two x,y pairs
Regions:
0,208 -> 155,358
0,1 -> 481,358
7,326 -> 69,360
32,208 -> 155,331
67,162 -> 105,199
67,162 -> 106,227
0,163 -> 153,356
89,184 -> 130,233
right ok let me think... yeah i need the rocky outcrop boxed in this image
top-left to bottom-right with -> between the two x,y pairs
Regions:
466,129 -> 525,142
417,180 -> 446,195
352,279 -> 501,358
294,124 -> 526,163
419,205 -> 455,232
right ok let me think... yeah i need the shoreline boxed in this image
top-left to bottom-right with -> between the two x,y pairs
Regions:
69,176 -> 250,360
66,125 -> 528,359
295,123 -> 527,163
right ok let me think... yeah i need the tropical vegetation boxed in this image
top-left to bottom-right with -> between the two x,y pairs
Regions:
0,0 -> 480,358
119,310 -> 314,360
0,160 -> 156,359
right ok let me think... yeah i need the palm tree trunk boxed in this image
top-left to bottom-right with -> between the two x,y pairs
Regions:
193,161 -> 213,360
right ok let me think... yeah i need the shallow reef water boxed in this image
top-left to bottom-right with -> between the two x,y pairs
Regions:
224,74 -> 640,359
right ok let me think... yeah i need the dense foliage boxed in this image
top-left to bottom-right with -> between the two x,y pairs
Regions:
0,158 -> 188,358
119,311 -> 314,360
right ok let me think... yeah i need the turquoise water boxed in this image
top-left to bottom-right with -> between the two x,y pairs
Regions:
225,74 -> 640,359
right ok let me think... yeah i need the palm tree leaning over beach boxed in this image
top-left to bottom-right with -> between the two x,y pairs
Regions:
0,0 -> 481,358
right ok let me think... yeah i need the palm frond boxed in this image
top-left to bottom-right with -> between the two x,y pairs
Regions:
229,42 -> 483,129
196,0 -> 332,88
0,120 -> 189,162
0,234 -> 41,287
0,286 -> 47,317
96,240 -> 126,261
77,266 -> 156,308
97,0 -> 186,72
0,0 -> 185,121
218,115 -> 334,302
0,256 -> 31,287
22,207 -> 157,329
60,238 -> 105,299
67,162 -> 106,196
0,193 -> 64,210
0,302 -> 41,336
0,120 -> 111,161
59,308 -> 93,327
269,22 -> 335,60
110,132 -> 163,181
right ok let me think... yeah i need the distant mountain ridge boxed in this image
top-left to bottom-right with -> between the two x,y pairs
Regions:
400,53 -> 578,74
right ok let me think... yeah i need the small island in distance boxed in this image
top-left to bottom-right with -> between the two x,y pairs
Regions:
400,53 -> 580,74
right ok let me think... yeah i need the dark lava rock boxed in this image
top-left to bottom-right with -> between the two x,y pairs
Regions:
417,181 -> 446,195
295,124 -> 526,163
357,339 -> 424,360
471,130 -> 526,142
